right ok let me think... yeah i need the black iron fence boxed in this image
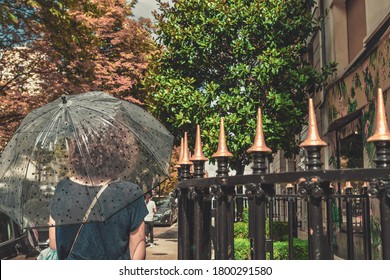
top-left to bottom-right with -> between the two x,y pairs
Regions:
174,91 -> 390,260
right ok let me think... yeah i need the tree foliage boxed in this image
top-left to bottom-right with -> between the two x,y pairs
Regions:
146,0 -> 336,172
0,0 -> 156,152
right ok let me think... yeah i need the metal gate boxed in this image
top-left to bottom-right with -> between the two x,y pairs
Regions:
174,89 -> 390,260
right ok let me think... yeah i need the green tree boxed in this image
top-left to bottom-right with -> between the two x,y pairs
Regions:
146,0 -> 336,172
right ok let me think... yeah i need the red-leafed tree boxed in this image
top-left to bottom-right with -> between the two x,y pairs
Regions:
0,0 -> 156,152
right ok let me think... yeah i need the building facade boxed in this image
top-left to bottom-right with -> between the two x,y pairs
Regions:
310,0 -> 389,259
315,0 -> 389,169
270,0 -> 389,259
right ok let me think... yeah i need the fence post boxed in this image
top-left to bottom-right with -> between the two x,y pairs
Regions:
299,98 -> 328,260
362,182 -> 372,259
190,125 -> 210,260
175,138 -> 183,259
326,184 -> 335,259
247,108 -> 272,260
268,197 -> 274,259
286,184 -> 295,259
212,118 -> 234,260
177,133 -> 192,260
345,182 -> 354,259
367,88 -> 390,260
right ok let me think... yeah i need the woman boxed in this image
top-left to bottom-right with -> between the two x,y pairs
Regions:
49,124 -> 148,260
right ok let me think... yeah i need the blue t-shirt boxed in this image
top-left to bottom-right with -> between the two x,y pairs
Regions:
51,179 -> 148,260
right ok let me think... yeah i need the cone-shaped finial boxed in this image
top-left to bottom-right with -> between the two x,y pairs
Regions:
178,132 -> 192,165
212,118 -> 233,158
174,138 -> 184,168
247,108 -> 272,153
191,125 -> 208,161
300,98 -> 327,147
344,181 -> 353,189
368,88 -> 390,142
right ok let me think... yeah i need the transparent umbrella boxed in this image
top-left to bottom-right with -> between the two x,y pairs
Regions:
0,91 -> 174,228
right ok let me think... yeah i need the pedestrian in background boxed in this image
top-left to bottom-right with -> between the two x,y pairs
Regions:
144,192 -> 157,247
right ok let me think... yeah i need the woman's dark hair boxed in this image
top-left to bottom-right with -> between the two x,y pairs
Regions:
67,123 -> 139,182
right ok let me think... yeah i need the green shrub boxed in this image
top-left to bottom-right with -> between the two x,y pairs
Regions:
234,211 -> 303,259
234,222 -> 248,239
235,210 -> 287,241
273,238 -> 309,260
234,238 -> 251,260
233,237 -> 309,260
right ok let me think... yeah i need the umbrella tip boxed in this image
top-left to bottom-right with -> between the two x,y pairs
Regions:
61,94 -> 67,104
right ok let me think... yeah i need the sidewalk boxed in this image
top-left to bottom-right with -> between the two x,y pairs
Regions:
145,223 -> 178,260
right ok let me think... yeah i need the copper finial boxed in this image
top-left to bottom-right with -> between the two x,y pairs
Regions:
247,108 -> 272,153
191,125 -> 208,161
174,138 -> 184,168
178,132 -> 192,165
368,88 -> 390,142
300,98 -> 327,147
344,181 -> 353,189
212,117 -> 233,158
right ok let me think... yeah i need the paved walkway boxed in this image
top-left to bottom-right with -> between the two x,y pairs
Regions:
145,223 -> 178,260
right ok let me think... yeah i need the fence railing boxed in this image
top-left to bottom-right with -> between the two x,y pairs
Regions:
174,89 -> 390,260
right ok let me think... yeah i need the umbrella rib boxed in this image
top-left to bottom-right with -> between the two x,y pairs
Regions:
33,106 -> 63,147
73,103 -> 118,127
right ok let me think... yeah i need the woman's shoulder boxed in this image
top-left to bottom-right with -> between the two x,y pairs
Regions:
54,177 -> 74,192
111,180 -> 140,188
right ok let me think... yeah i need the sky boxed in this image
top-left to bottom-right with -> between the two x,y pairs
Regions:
132,0 -> 161,20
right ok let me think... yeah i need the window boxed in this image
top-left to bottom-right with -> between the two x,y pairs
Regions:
346,0 -> 367,62
339,127 -> 363,168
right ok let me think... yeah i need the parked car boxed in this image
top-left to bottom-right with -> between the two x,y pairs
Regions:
0,211 -> 40,259
153,196 -> 178,226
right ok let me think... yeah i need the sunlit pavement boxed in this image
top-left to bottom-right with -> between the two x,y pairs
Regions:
146,223 -> 178,260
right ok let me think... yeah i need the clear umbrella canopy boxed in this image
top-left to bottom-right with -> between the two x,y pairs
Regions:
0,91 -> 174,228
